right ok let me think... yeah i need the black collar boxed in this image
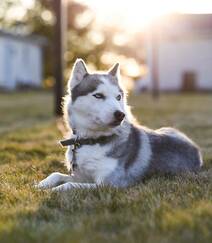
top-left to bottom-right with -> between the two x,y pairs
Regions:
60,134 -> 117,148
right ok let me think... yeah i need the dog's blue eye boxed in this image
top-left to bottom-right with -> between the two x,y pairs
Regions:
93,93 -> 105,99
116,94 -> 121,101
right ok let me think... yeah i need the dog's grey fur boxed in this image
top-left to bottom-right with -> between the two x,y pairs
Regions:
147,128 -> 202,174
72,74 -> 103,102
37,59 -> 203,191
107,125 -> 141,170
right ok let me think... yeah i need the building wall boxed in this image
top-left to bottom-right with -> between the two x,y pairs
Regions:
157,38 -> 212,91
0,36 -> 43,90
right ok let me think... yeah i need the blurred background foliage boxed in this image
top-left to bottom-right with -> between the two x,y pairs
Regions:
0,0 -> 145,88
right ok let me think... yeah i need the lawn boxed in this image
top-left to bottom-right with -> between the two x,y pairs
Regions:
0,91 -> 211,243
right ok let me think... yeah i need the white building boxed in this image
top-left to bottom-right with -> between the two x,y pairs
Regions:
146,14 -> 212,92
0,30 -> 45,90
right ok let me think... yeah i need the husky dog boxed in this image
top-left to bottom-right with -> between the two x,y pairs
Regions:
37,59 -> 203,191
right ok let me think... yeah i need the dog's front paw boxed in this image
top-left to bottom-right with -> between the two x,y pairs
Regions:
34,172 -> 67,190
34,180 -> 51,190
51,182 -> 75,192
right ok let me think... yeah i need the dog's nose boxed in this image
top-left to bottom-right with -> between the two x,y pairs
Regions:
114,110 -> 125,122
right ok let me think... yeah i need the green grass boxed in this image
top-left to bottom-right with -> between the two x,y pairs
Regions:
0,91 -> 211,243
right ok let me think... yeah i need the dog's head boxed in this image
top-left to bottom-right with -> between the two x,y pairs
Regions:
64,59 -> 128,136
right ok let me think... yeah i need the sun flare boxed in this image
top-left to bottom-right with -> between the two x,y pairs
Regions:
77,0 -> 212,31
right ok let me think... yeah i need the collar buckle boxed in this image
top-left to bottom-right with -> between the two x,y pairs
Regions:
73,138 -> 81,150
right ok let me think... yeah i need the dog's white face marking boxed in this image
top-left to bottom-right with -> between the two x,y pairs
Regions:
73,81 -> 124,126
65,59 -> 127,136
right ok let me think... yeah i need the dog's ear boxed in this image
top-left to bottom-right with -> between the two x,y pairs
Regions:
68,58 -> 88,91
108,63 -> 120,77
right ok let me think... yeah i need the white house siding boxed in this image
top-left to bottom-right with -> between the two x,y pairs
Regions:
29,45 -> 42,86
2,37 -> 21,89
0,34 -> 43,90
157,38 -> 212,91
15,41 -> 42,87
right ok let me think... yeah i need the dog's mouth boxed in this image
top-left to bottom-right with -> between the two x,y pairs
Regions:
94,116 -> 124,128
109,120 -> 123,127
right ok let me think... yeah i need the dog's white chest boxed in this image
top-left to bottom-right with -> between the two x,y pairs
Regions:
73,144 -> 118,184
